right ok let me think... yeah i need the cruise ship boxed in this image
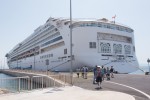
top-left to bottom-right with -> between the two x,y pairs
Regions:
5,17 -> 139,73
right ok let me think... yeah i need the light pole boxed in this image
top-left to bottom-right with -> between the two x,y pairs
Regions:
70,0 -> 73,85
34,48 -> 36,70
4,57 -> 5,70
17,49 -> 18,69
0,61 -> 3,70
147,58 -> 150,75
17,44 -> 21,69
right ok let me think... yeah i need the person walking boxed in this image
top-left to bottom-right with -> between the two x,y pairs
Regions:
101,65 -> 105,80
110,66 -> 114,78
76,67 -> 80,78
84,66 -> 88,79
104,67 -> 106,79
81,67 -> 84,78
93,65 -> 97,84
95,66 -> 102,89
106,67 -> 110,80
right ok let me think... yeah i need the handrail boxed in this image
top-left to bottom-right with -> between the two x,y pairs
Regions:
0,73 -> 69,93
103,61 -> 113,66
0,76 -> 29,80
50,60 -> 70,70
124,59 -> 145,72
101,55 -> 144,73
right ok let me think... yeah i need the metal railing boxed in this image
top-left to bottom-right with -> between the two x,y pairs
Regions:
5,69 -> 73,85
0,73 -> 70,93
0,76 -> 30,92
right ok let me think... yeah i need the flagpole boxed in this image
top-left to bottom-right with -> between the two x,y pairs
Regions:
70,0 -> 73,85
112,15 -> 116,24
114,16 -> 116,24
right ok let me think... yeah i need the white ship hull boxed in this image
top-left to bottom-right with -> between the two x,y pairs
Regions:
6,18 -> 139,73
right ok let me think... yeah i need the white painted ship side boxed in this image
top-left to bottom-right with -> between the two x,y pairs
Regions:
5,17 -> 139,73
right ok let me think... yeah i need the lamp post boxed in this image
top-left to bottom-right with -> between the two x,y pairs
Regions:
0,61 -> 3,70
147,58 -> 150,75
17,49 -> 18,69
70,0 -> 73,85
4,57 -> 5,70
34,48 -> 36,70
17,44 -> 21,69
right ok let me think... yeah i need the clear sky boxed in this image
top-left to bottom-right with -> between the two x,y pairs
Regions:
0,0 -> 150,68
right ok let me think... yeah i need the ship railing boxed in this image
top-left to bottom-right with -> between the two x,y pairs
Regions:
0,73 -> 71,93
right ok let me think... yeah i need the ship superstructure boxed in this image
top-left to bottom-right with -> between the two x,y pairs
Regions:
6,17 -> 139,73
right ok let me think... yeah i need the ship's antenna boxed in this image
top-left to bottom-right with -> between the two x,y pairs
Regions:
70,0 -> 73,85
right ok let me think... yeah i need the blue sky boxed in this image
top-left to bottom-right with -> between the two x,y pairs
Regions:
0,0 -> 150,68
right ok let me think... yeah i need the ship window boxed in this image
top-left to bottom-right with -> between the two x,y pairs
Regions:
41,36 -> 63,47
89,42 -> 96,48
100,43 -> 111,53
75,22 -> 133,33
133,46 -> 135,52
98,23 -> 102,27
113,44 -> 122,54
64,49 -> 67,54
124,45 -> 131,54
107,25 -> 111,28
41,41 -> 65,53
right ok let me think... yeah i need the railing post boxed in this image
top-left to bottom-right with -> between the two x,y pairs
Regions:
18,78 -> 20,92
64,75 -> 66,87
42,77 -> 43,89
65,75 -> 67,85
53,77 -> 55,87
31,77 -> 32,90
28,77 -> 30,90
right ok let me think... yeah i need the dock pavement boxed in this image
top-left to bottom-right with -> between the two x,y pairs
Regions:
73,73 -> 150,100
0,72 -> 150,100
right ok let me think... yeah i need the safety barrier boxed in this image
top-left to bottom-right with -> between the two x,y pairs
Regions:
5,69 -> 73,85
0,74 -> 69,93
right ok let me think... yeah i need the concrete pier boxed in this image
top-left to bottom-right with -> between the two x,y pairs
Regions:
1,71 -> 150,100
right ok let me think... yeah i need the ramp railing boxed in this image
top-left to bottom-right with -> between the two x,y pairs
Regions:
0,74 -> 68,93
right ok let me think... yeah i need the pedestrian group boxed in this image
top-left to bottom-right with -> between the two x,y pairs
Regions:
76,65 -> 115,89
93,65 -> 115,89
